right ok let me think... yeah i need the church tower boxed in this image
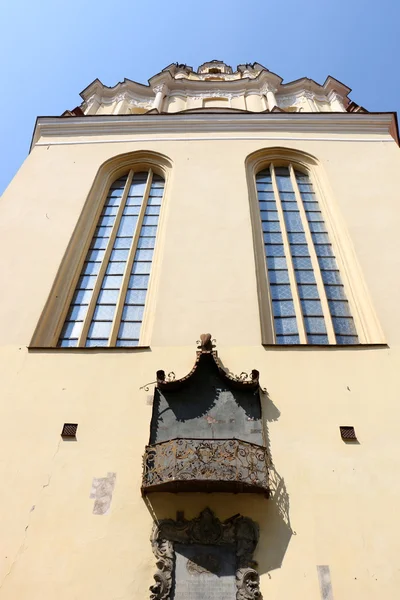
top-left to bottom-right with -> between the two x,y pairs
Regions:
0,60 -> 399,600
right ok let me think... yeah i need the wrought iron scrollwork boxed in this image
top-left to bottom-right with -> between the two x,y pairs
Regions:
139,380 -> 158,392
142,438 -> 269,494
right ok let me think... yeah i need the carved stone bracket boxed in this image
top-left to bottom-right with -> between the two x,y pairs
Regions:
260,83 -> 277,95
150,508 -> 262,599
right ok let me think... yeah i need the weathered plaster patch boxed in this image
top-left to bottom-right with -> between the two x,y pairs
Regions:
317,565 -> 334,600
90,472 -> 116,515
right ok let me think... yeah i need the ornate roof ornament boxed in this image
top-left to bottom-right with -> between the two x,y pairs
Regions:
155,334 -> 260,391
197,60 -> 233,75
198,332 -> 214,351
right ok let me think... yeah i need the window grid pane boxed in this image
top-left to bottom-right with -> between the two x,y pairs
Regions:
295,169 -> 358,344
117,175 -> 165,345
256,168 -> 299,344
58,171 -> 165,348
58,175 -> 128,346
257,166 -> 358,346
276,166 -> 327,342
85,172 -> 149,347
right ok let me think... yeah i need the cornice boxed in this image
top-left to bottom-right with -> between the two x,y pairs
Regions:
80,77 -> 154,102
31,112 -> 398,150
279,75 -> 351,96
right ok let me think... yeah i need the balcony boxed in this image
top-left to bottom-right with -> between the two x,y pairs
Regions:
142,437 -> 269,495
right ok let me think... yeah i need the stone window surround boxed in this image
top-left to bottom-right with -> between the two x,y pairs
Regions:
246,147 -> 385,346
30,151 -> 172,348
150,508 -> 262,600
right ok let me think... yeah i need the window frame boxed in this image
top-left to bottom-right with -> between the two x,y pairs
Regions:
30,151 -> 171,348
246,148 -> 385,346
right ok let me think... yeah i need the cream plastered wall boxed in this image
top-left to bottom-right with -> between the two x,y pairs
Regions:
0,124 -> 400,599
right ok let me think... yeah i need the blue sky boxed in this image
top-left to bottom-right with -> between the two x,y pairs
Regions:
0,0 -> 399,195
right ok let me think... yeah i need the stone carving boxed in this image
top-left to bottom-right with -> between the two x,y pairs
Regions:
150,532 -> 174,600
236,568 -> 262,599
260,83 -> 278,95
190,508 -> 224,544
184,90 -> 236,100
95,93 -> 152,109
150,508 -> 262,599
115,92 -> 128,103
277,94 -> 299,109
130,100 -> 153,109
153,84 -> 169,95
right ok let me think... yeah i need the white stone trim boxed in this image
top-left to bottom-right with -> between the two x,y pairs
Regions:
31,113 -> 396,148
34,135 -> 395,147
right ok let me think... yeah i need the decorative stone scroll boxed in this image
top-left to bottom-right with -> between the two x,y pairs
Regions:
150,508 -> 262,600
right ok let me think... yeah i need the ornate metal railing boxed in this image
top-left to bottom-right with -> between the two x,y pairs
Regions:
142,438 -> 269,495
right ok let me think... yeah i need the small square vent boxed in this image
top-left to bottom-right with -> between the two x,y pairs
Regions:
61,423 -> 78,438
340,426 -> 357,441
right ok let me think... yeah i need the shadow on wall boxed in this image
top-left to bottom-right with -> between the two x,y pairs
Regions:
257,389 -> 293,574
257,464 -> 293,573
149,353 -> 263,445
143,388 -> 293,577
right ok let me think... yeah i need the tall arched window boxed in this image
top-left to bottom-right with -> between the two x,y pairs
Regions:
256,164 -> 358,345
58,169 -> 164,347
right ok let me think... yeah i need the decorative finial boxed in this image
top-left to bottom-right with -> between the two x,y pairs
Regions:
156,370 -> 166,382
197,333 -> 214,352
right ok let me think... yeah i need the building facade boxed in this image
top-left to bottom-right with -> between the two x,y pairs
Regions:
0,60 -> 399,599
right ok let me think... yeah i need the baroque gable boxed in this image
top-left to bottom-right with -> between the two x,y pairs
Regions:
64,61 -> 360,117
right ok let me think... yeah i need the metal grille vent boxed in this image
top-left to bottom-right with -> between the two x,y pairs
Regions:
340,426 -> 357,441
61,423 -> 78,438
